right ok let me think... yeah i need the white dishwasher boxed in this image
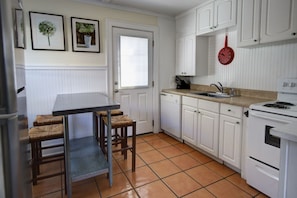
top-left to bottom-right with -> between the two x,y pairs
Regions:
160,92 -> 181,139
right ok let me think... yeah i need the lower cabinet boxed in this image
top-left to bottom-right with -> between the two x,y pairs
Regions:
197,100 -> 220,157
219,104 -> 243,169
182,97 -> 198,145
181,96 -> 244,170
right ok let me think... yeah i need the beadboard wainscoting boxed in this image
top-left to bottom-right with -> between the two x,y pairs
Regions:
192,30 -> 297,91
25,65 -> 108,139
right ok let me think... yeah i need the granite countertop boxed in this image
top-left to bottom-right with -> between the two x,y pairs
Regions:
161,89 -> 273,108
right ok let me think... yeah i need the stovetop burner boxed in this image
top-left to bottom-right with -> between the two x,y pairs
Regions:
275,101 -> 295,106
264,103 -> 290,109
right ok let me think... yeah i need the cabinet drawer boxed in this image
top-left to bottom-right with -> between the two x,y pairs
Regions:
220,104 -> 243,118
198,99 -> 219,113
182,96 -> 198,107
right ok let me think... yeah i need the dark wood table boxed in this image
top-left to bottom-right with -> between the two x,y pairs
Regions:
52,92 -> 120,197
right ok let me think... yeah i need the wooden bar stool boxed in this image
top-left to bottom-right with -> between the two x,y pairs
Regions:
29,124 -> 65,185
32,115 -> 64,174
95,110 -> 123,151
102,115 -> 136,172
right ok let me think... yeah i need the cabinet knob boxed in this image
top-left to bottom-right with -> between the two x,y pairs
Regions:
236,121 -> 240,124
292,32 -> 296,36
228,109 -> 231,112
254,39 -> 257,42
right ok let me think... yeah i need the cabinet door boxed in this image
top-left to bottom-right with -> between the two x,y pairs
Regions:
176,37 -> 185,75
214,0 -> 237,31
182,105 -> 197,145
219,115 -> 242,168
176,35 -> 196,76
196,2 -> 214,35
184,35 -> 196,76
261,0 -> 297,43
197,109 -> 219,157
237,0 -> 261,47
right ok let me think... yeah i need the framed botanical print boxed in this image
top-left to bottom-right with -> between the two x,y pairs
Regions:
29,11 -> 65,51
71,17 -> 100,53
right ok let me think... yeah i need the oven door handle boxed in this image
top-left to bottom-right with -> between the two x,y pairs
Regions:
255,164 -> 279,181
250,111 -> 291,124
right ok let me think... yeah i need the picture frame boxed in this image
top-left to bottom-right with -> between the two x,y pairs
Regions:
15,9 -> 25,49
29,11 -> 65,51
71,17 -> 100,53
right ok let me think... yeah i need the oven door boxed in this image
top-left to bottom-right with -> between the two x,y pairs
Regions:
247,110 -> 297,169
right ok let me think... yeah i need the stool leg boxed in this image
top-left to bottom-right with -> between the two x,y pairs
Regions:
37,141 -> 42,174
132,122 -> 136,172
123,127 -> 128,160
31,142 -> 38,185
100,115 -> 105,154
95,114 -> 99,141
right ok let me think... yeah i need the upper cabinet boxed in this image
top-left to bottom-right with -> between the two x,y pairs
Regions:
196,0 -> 237,35
175,10 -> 208,76
237,0 -> 297,47
261,0 -> 297,43
176,35 -> 196,76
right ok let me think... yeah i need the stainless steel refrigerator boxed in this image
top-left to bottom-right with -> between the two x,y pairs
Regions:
0,0 -> 32,197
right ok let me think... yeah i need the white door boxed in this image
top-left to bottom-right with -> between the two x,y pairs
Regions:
112,27 -> 154,135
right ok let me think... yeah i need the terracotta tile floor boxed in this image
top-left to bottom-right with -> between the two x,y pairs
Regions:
32,132 -> 269,198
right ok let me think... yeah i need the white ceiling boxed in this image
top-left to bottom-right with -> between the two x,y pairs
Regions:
78,0 -> 208,17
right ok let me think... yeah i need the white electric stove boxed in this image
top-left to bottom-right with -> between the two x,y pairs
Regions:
247,78 -> 297,198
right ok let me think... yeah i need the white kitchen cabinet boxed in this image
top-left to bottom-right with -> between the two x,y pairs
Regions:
261,0 -> 297,43
196,0 -> 237,35
219,104 -> 243,169
176,35 -> 209,76
160,92 -> 181,139
176,34 -> 196,76
237,0 -> 297,47
182,96 -> 198,145
197,100 -> 220,157
237,0 -> 261,47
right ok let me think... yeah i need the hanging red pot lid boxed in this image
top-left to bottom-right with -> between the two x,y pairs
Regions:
218,35 -> 234,65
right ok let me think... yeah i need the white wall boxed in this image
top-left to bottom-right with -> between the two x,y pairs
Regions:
158,17 -> 176,90
191,30 -> 297,91
22,0 -> 176,137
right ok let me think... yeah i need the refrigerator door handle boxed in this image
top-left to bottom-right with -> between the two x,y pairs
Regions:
0,113 -> 17,119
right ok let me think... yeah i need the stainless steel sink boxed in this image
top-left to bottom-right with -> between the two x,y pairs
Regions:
192,92 -> 231,98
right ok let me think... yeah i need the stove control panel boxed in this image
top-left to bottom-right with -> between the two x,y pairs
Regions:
278,79 -> 297,94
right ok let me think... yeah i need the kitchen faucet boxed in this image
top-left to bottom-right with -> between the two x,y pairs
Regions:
210,82 -> 224,93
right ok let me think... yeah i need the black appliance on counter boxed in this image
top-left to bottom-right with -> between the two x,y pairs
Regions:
175,76 -> 190,89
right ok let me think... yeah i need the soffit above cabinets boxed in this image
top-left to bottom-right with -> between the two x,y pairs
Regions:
76,0 -> 208,17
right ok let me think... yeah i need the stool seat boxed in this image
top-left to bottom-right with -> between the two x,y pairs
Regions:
33,115 -> 63,126
102,115 -> 134,128
96,109 -> 123,116
29,124 -> 64,141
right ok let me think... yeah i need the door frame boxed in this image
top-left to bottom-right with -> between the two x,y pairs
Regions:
106,19 -> 160,133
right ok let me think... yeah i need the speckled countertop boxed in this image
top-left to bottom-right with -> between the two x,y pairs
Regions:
161,88 -> 275,108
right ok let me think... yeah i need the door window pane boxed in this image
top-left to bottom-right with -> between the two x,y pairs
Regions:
119,36 -> 148,88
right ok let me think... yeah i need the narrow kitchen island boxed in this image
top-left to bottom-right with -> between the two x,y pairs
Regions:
52,92 -> 120,198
